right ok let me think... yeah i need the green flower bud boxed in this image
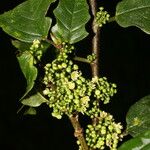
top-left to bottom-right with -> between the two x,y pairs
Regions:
61,63 -> 67,68
43,88 -> 49,95
58,64 -> 62,69
66,67 -> 71,73
101,126 -> 106,135
95,89 -> 100,96
73,64 -> 78,70
52,63 -> 58,70
68,94 -> 73,100
76,79 -> 82,85
108,125 -> 113,132
30,39 -> 40,50
69,60 -> 73,66
52,112 -> 62,119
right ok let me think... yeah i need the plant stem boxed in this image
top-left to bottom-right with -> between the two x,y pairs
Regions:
74,56 -> 90,64
89,0 -> 100,77
69,114 -> 89,150
108,16 -> 116,23
69,1 -> 100,150
89,1 -> 100,147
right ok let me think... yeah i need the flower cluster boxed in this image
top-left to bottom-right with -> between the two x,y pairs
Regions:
96,7 -> 110,27
86,111 -> 123,150
86,77 -> 117,119
42,43 -> 117,119
43,44 -> 90,118
87,53 -> 96,63
90,76 -> 117,104
30,39 -> 43,64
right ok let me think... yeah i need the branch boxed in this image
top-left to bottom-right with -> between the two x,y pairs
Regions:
89,0 -> 100,77
69,114 -> 89,150
74,56 -> 91,64
89,0 -> 101,139
69,1 -> 100,150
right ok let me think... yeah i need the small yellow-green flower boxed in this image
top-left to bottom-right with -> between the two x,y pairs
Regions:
71,71 -> 80,81
81,96 -> 90,106
68,82 -> 75,90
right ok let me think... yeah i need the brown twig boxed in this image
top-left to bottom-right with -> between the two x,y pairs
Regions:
69,114 -> 89,150
89,0 -> 100,77
69,1 -> 100,150
89,0 -> 101,141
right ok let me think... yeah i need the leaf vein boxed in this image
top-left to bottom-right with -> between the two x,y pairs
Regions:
117,5 -> 150,16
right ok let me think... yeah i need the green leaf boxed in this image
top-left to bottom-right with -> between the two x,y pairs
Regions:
12,40 -> 31,52
12,40 -> 50,53
22,92 -> 48,107
17,51 -> 37,99
52,0 -> 90,44
118,130 -> 150,150
24,107 -> 37,115
0,0 -> 56,42
115,0 -> 150,34
126,95 -> 150,137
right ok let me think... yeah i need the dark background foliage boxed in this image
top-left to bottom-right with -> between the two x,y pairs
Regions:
0,0 -> 150,150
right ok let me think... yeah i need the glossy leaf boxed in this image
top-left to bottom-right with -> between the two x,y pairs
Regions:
118,130 -> 150,150
116,0 -> 150,34
17,51 -> 37,99
24,107 -> 37,115
52,0 -> 90,44
126,95 -> 150,137
22,92 -> 48,107
12,40 -> 50,52
0,0 -> 56,42
12,40 -> 31,52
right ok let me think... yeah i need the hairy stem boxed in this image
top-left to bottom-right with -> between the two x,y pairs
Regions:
89,0 -> 100,77
69,114 -> 89,150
